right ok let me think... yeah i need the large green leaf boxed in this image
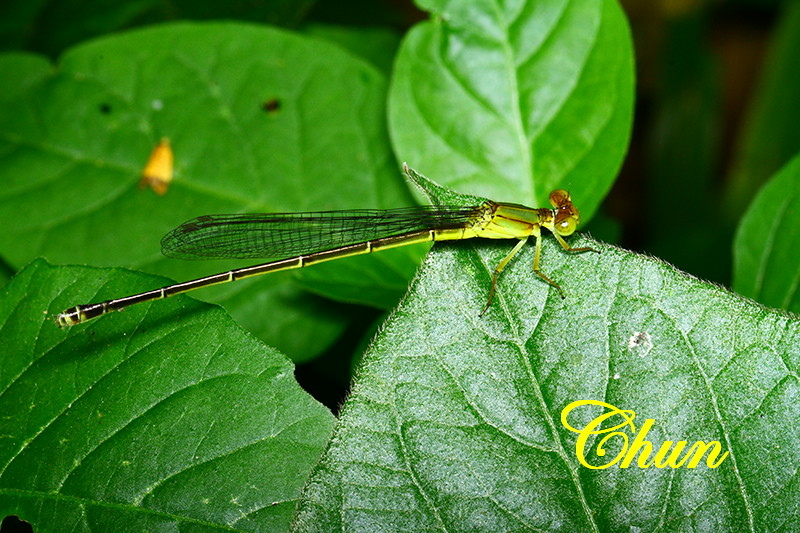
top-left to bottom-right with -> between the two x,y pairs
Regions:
294,226 -> 800,531
0,260 -> 335,532
0,23 -> 415,360
388,0 -> 634,219
6,177 -> 800,530
733,153 -> 800,312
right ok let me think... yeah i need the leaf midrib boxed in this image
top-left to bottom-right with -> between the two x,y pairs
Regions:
475,244 -> 601,532
0,486 -> 244,531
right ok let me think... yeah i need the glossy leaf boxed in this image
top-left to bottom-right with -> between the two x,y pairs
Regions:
0,260 -> 335,532
0,23 -> 412,359
388,0 -> 634,219
295,244 -> 430,309
733,153 -> 800,312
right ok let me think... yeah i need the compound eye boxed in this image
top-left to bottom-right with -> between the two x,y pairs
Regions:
557,217 -> 577,236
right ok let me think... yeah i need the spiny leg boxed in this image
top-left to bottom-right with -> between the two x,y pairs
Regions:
531,228 -> 566,299
553,232 -> 599,254
480,237 -> 528,316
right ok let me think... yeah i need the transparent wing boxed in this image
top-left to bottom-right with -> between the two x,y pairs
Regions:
161,205 -> 483,260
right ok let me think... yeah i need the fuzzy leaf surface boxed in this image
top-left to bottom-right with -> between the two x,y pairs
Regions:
295,201 -> 800,531
0,260 -> 335,532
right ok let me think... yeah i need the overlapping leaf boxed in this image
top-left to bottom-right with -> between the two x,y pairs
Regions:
0,23 -> 415,359
296,224 -> 800,531
734,153 -> 800,312
389,0 -> 634,218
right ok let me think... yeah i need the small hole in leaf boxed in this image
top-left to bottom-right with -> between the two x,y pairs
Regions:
262,98 -> 281,114
99,103 -> 112,115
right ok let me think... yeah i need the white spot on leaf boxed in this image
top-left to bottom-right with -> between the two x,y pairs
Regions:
627,331 -> 653,357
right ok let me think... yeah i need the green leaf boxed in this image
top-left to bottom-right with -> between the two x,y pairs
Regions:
295,244 -> 430,309
724,3 -> 800,222
0,53 -> 52,98
388,0 -> 634,219
295,234 -> 800,531
0,260 -> 335,532
280,166 -> 468,309
0,22 -> 413,359
733,153 -> 800,312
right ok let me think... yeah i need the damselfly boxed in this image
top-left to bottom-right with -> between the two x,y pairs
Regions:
56,167 -> 597,327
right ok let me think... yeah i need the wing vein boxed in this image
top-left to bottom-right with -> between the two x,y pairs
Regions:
161,206 -> 483,260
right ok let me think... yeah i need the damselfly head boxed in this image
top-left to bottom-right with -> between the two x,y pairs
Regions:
549,189 -> 571,207
549,189 -> 581,236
